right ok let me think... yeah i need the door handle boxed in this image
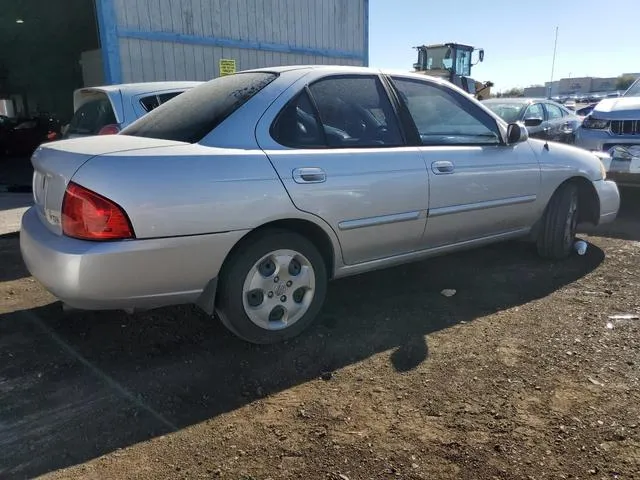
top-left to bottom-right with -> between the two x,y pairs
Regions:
293,167 -> 326,184
431,160 -> 455,175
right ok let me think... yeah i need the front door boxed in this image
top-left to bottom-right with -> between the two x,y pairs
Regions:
389,75 -> 542,247
256,74 -> 430,265
523,102 -> 549,140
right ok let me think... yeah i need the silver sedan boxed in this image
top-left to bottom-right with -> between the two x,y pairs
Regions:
20,66 -> 620,344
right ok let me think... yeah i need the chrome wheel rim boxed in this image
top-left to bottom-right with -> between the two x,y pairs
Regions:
564,193 -> 578,247
242,249 -> 316,331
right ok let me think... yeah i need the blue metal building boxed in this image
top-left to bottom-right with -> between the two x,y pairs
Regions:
96,0 -> 369,84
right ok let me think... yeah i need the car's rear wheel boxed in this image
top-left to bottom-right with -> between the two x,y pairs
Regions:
216,230 -> 327,344
537,182 -> 579,260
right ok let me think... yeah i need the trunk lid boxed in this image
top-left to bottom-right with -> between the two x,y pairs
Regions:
31,135 -> 185,235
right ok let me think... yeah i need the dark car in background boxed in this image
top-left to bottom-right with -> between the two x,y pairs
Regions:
482,98 -> 583,144
0,113 -> 61,157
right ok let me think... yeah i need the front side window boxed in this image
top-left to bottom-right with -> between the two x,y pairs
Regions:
392,77 -> 501,145
546,103 -> 563,120
121,72 -> 277,143
455,49 -> 472,77
524,103 -> 545,120
624,79 -> 640,97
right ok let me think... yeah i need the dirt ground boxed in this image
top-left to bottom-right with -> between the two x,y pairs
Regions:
1,190 -> 639,480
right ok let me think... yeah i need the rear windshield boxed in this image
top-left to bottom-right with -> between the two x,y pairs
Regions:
121,72 -> 278,143
67,97 -> 117,135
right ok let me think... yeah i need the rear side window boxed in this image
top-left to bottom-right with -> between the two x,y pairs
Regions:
121,72 -> 277,143
546,103 -> 563,120
309,76 -> 403,147
67,98 -> 116,135
271,75 -> 404,148
271,91 -> 326,148
139,91 -> 184,112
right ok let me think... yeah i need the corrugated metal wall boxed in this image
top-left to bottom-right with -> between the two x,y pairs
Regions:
97,0 -> 367,84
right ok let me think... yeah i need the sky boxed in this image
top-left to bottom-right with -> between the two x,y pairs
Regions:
368,0 -> 639,92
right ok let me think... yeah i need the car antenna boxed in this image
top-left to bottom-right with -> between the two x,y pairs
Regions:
545,26 -> 558,153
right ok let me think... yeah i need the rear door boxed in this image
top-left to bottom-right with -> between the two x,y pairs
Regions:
256,73 -> 430,265
543,102 -> 565,142
388,75 -> 541,247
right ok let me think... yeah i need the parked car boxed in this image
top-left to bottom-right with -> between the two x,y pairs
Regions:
63,81 -> 202,138
482,98 -> 582,144
0,113 -> 61,157
575,77 -> 640,188
20,66 -> 620,344
0,115 -> 16,155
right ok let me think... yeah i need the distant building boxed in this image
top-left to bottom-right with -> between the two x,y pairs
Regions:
544,73 -> 640,96
523,85 -> 546,97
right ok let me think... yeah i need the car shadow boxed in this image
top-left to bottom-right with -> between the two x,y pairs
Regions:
0,240 -> 605,479
579,187 -> 640,242
0,192 -> 32,213
0,156 -> 34,191
0,233 -> 29,282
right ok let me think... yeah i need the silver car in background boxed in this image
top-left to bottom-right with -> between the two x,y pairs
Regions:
576,78 -> 640,188
64,81 -> 202,138
20,66 -> 620,344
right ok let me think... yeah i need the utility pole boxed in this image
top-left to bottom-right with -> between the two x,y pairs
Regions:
549,26 -> 559,97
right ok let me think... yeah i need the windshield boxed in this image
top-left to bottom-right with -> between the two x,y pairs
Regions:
121,72 -> 277,143
483,102 -> 525,123
418,46 -> 453,71
624,79 -> 640,97
67,97 -> 117,135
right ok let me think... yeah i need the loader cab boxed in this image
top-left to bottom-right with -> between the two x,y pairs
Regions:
413,43 -> 481,78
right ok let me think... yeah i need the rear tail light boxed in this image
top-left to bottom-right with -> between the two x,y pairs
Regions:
97,124 -> 121,135
62,182 -> 134,240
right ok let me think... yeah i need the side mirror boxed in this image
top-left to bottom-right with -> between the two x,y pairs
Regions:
524,117 -> 543,127
478,49 -> 485,62
506,122 -> 528,144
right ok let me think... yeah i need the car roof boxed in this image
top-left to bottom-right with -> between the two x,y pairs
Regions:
244,65 -> 467,88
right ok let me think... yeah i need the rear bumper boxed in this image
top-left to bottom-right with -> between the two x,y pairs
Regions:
20,207 -> 247,311
593,179 -> 620,225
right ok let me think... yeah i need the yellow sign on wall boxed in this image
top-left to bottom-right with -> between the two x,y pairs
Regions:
219,59 -> 236,76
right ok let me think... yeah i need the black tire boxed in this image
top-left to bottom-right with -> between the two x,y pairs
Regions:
536,182 -> 579,260
216,229 -> 328,344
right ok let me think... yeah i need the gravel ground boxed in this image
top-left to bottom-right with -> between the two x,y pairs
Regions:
1,189 -> 639,480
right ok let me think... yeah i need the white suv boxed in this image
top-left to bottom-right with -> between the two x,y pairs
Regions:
63,82 -> 202,138
576,78 -> 640,188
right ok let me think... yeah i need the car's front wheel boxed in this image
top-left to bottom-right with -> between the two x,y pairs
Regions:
216,230 -> 328,344
537,182 -> 579,260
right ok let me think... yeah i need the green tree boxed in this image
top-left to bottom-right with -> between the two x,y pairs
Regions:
616,75 -> 636,91
502,87 -> 524,98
